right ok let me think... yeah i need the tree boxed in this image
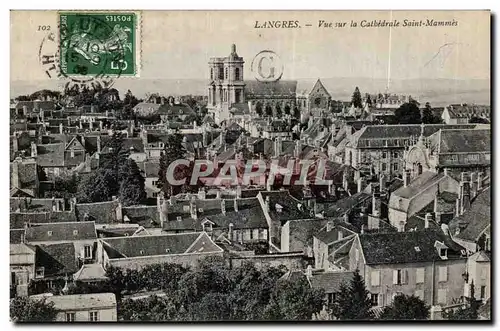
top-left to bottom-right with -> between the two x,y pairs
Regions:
119,159 -> 146,206
77,168 -> 116,203
10,297 -> 57,322
264,276 -> 325,320
275,103 -> 282,117
393,99 -> 422,124
351,87 -> 363,109
158,134 -> 186,196
265,104 -> 273,117
330,269 -> 374,320
366,94 -> 373,106
284,104 -> 291,116
422,102 -> 442,124
444,282 -> 481,320
379,294 -> 430,320
293,107 -> 301,119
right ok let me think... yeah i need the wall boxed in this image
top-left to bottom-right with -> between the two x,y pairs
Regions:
108,251 -> 224,270
54,307 -> 117,322
230,253 -> 307,270
467,259 -> 490,301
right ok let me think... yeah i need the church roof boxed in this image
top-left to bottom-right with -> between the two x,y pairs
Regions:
244,80 -> 297,98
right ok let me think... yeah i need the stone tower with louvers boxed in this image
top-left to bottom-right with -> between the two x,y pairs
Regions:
207,44 -> 245,124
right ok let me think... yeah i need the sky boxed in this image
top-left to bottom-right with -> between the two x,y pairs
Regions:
11,10 -> 490,83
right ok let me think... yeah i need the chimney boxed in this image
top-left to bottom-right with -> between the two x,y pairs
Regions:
361,224 -> 365,234
236,185 -> 242,198
357,177 -> 365,193
404,169 -> 411,187
59,123 -> 63,134
198,188 -> 206,200
234,199 -> 238,212
116,200 -> 123,221
89,121 -> 93,130
444,168 -> 448,177
306,265 -> 313,278
12,160 -> 20,189
424,213 -> 432,228
79,119 -> 83,129
433,195 -> 439,212
477,172 -> 483,190
12,135 -> 18,153
30,142 -> 37,157
216,190 -> 221,199
265,196 -> 270,212
326,220 -> 333,232
470,172 -> 477,198
202,130 -> 208,147
228,223 -> 234,241
22,105 -> 28,116
372,190 -> 381,217
294,140 -> 301,158
190,198 -> 197,220
343,213 -> 349,223
160,198 -> 168,229
342,172 -> 349,191
99,121 -> 103,130
455,198 -> 461,217
328,182 -> 336,196
221,199 -> 226,215
461,181 -> 471,214
379,174 -> 386,192
97,136 -> 101,153
435,211 -> 442,224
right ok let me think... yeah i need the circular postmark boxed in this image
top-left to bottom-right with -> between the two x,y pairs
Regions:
250,50 -> 284,82
38,13 -> 134,90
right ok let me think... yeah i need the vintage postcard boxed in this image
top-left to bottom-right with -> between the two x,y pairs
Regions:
10,10 -> 491,322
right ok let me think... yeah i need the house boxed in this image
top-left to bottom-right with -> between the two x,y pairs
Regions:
464,251 -> 490,303
448,187 -> 490,253
24,221 -> 98,264
347,229 -> 468,309
313,220 -> 357,270
343,124 -> 477,177
75,199 -> 123,224
98,232 -> 224,270
442,104 -> 490,124
42,293 -> 117,322
310,270 -> 355,319
10,243 -> 36,297
10,157 -> 38,197
73,264 -> 108,284
404,128 -> 491,177
280,218 -> 328,254
162,197 -> 270,246
388,170 -> 460,231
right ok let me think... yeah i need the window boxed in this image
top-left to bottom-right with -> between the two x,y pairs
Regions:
84,245 -> 92,259
47,231 -> 53,237
371,270 -> 380,286
183,205 -> 190,212
225,68 -> 228,80
210,68 -> 213,80
235,67 -> 240,80
415,290 -> 424,300
70,149 -> 75,158
416,268 -> 425,284
66,313 -> 76,322
73,230 -> 78,236
469,154 -> 479,161
440,248 -> 448,258
250,230 -> 254,240
35,267 -> 45,279
152,180 -> 158,186
152,192 -> 158,198
371,293 -> 379,307
481,267 -> 488,280
382,152 -> 387,159
393,269 -> 408,285
355,248 -> 360,262
89,311 -> 99,321
381,163 -> 387,171
218,68 -> 224,80
437,289 -> 447,304
393,163 -> 399,171
480,286 -> 486,299
438,266 -> 448,282
393,152 -> 399,158
47,280 -> 54,289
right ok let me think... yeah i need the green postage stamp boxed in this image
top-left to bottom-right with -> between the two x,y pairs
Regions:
59,12 -> 138,77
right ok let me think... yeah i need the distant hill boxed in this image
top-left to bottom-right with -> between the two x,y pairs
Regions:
11,77 -> 490,107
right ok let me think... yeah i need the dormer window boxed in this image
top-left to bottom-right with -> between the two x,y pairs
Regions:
165,248 -> 171,253
73,230 -> 78,236
35,267 -> 45,279
275,203 -> 283,213
414,246 -> 421,252
139,250 -> 144,255
47,231 -> 53,236
70,149 -> 75,158
440,248 -> 448,258
176,216 -> 182,221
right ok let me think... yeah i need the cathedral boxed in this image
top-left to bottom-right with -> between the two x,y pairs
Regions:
207,44 -> 332,124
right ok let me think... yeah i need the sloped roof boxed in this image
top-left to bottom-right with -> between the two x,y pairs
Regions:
10,229 -> 26,244
26,221 -> 97,242
76,200 -> 120,224
45,293 -> 116,310
244,80 -> 297,97
449,187 -> 490,242
437,129 -> 491,154
35,242 -> 78,276
355,124 -> 477,140
392,171 -> 445,200
324,192 -> 371,217
102,232 -> 204,258
358,229 -> 465,265
447,105 -> 490,119
310,271 -> 354,294
73,263 -> 108,281
122,205 -> 160,228
259,191 -> 311,223
36,143 -> 65,167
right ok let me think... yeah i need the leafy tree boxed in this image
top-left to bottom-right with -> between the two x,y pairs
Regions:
119,159 -> 146,206
293,107 -> 300,119
10,296 -> 58,322
351,86 -> 363,109
77,168 -> 116,203
330,269 -> 374,320
422,102 -> 442,124
393,99 -> 422,124
264,275 -> 325,320
275,103 -> 282,117
444,282 -> 481,320
284,104 -> 291,116
366,94 -> 373,106
158,134 -> 186,196
119,295 -> 179,321
379,294 -> 430,320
